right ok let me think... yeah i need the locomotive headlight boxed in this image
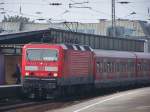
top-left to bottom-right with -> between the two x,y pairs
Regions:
25,72 -> 29,76
53,73 -> 58,77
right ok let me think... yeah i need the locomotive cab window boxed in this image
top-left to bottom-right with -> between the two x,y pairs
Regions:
26,49 -> 58,61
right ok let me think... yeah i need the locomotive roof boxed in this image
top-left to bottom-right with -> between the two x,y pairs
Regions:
60,44 -> 93,51
23,43 -> 93,51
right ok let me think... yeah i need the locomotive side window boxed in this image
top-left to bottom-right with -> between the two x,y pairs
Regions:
26,49 -> 58,61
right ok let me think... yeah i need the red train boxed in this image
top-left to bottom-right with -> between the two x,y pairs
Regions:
22,43 -> 150,98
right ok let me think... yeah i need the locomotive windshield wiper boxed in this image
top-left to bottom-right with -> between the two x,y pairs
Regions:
26,52 -> 30,61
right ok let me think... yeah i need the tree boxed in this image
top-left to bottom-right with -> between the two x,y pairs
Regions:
2,15 -> 34,23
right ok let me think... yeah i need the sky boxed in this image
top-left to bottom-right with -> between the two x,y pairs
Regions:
0,0 -> 150,23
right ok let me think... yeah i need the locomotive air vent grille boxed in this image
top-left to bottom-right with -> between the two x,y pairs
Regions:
60,44 -> 93,51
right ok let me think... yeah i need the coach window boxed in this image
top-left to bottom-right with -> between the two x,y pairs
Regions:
104,62 -> 107,72
127,63 -> 130,72
133,63 -> 135,72
96,62 -> 100,73
119,63 -> 121,72
117,63 -> 120,72
110,62 -> 113,72
114,63 -> 116,72
120,63 -> 122,72
123,63 -> 127,72
144,63 -> 148,71
143,63 -> 145,71
109,62 -> 112,73
99,62 -> 103,73
114,63 -> 117,72
137,63 -> 140,71
145,63 -> 148,71
146,63 -> 149,71
120,63 -> 123,72
114,63 -> 116,73
122,63 -> 124,72
147,63 -> 149,71
110,62 -> 112,72
107,62 -> 110,72
111,62 -> 113,72
130,63 -> 133,72
124,63 -> 127,72
126,63 -> 128,72
107,62 -> 109,72
102,62 -> 104,72
116,63 -> 119,72
127,63 -> 129,72
123,63 -> 125,72
133,63 -> 136,72
103,62 -> 105,72
130,62 -> 133,72
124,63 -> 126,72
111,62 -> 114,72
141,63 -> 143,71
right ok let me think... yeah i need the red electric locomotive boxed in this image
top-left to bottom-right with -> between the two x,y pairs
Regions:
21,43 -> 150,98
22,43 -> 94,98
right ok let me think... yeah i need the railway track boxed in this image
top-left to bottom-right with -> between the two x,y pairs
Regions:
0,99 -> 79,112
0,86 -> 149,112
0,93 -> 96,112
0,91 -> 119,112
0,100 -> 52,112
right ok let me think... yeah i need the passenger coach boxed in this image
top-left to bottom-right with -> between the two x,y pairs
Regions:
94,50 -> 150,88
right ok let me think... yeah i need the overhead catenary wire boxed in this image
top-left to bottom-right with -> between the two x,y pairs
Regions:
117,2 -> 149,20
1,0 -> 149,23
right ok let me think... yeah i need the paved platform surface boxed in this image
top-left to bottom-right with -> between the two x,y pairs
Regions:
47,87 -> 150,112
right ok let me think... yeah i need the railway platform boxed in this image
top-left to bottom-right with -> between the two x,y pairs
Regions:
48,87 -> 150,112
0,84 -> 22,99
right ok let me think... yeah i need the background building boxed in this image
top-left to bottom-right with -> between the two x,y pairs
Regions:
0,19 -> 150,38
0,19 -> 150,52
